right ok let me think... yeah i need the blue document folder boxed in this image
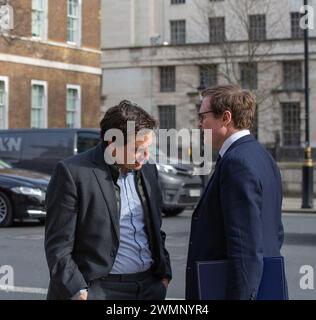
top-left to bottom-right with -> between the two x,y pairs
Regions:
196,257 -> 288,300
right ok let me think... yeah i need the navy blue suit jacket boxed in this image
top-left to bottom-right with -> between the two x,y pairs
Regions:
186,135 -> 285,300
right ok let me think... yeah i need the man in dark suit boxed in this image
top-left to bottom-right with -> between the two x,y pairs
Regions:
186,85 -> 286,300
45,100 -> 171,300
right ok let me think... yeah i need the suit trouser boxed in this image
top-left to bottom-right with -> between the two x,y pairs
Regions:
87,269 -> 167,300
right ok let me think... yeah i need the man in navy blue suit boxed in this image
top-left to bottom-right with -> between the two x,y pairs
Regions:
186,85 -> 286,300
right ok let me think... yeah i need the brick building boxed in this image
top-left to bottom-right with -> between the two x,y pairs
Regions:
0,0 -> 101,129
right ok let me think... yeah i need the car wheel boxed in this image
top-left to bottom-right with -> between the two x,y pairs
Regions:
0,192 -> 14,228
162,208 -> 184,217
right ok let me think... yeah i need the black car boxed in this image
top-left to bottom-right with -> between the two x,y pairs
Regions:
0,159 -> 49,227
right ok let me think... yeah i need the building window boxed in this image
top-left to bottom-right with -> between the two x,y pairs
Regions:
160,67 -> 176,92
291,12 -> 304,39
199,65 -> 218,88
0,77 -> 9,130
249,15 -> 266,41
209,17 -> 225,43
240,63 -> 258,90
158,105 -> 176,129
281,102 -> 301,147
32,0 -> 48,39
171,0 -> 185,4
31,81 -> 47,129
170,20 -> 186,44
67,85 -> 81,128
283,61 -> 302,91
67,0 -> 82,45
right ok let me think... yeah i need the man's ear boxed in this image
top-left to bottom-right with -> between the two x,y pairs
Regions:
222,110 -> 233,126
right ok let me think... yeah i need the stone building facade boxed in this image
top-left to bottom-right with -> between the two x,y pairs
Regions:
101,0 -> 316,194
101,0 -> 316,148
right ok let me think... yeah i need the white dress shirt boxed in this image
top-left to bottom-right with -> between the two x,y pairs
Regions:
219,130 -> 251,158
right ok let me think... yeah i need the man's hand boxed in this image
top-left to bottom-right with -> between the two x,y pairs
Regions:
71,289 -> 88,300
162,278 -> 169,289
78,291 -> 88,300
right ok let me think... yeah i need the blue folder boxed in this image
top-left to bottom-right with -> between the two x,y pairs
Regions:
196,257 -> 288,300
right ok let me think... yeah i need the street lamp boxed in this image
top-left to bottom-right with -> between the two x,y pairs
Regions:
302,0 -> 314,209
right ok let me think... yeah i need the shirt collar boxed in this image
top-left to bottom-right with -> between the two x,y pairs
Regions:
219,130 -> 251,158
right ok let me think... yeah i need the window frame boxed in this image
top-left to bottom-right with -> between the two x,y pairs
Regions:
158,105 -> 176,130
209,17 -> 225,44
291,12 -> 304,39
31,0 -> 48,40
281,102 -> 301,147
249,14 -> 266,41
170,0 -> 185,4
66,84 -> 81,129
283,61 -> 303,91
67,0 -> 82,46
199,64 -> 218,88
240,62 -> 258,90
160,66 -> 176,92
31,80 -> 48,129
170,19 -> 186,45
0,76 -> 9,130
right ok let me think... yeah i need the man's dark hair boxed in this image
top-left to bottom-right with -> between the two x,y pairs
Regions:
100,100 -> 157,145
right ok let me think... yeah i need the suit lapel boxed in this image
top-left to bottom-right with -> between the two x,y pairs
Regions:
193,168 -> 217,214
140,166 -> 153,209
91,143 -> 120,240
193,135 -> 256,215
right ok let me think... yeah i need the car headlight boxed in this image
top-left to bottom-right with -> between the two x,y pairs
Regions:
11,186 -> 44,197
156,164 -> 178,175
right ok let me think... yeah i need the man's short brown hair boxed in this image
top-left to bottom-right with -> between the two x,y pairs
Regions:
202,85 -> 255,130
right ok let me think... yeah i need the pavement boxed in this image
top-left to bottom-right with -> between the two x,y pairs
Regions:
1,212 -> 316,300
282,197 -> 316,214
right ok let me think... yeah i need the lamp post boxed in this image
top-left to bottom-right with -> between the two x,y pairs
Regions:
302,0 -> 314,209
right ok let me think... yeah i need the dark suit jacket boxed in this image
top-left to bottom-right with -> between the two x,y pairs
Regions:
45,143 -> 172,300
186,135 -> 285,300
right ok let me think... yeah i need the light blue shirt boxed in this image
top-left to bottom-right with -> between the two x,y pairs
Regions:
219,130 -> 251,158
110,171 -> 153,274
